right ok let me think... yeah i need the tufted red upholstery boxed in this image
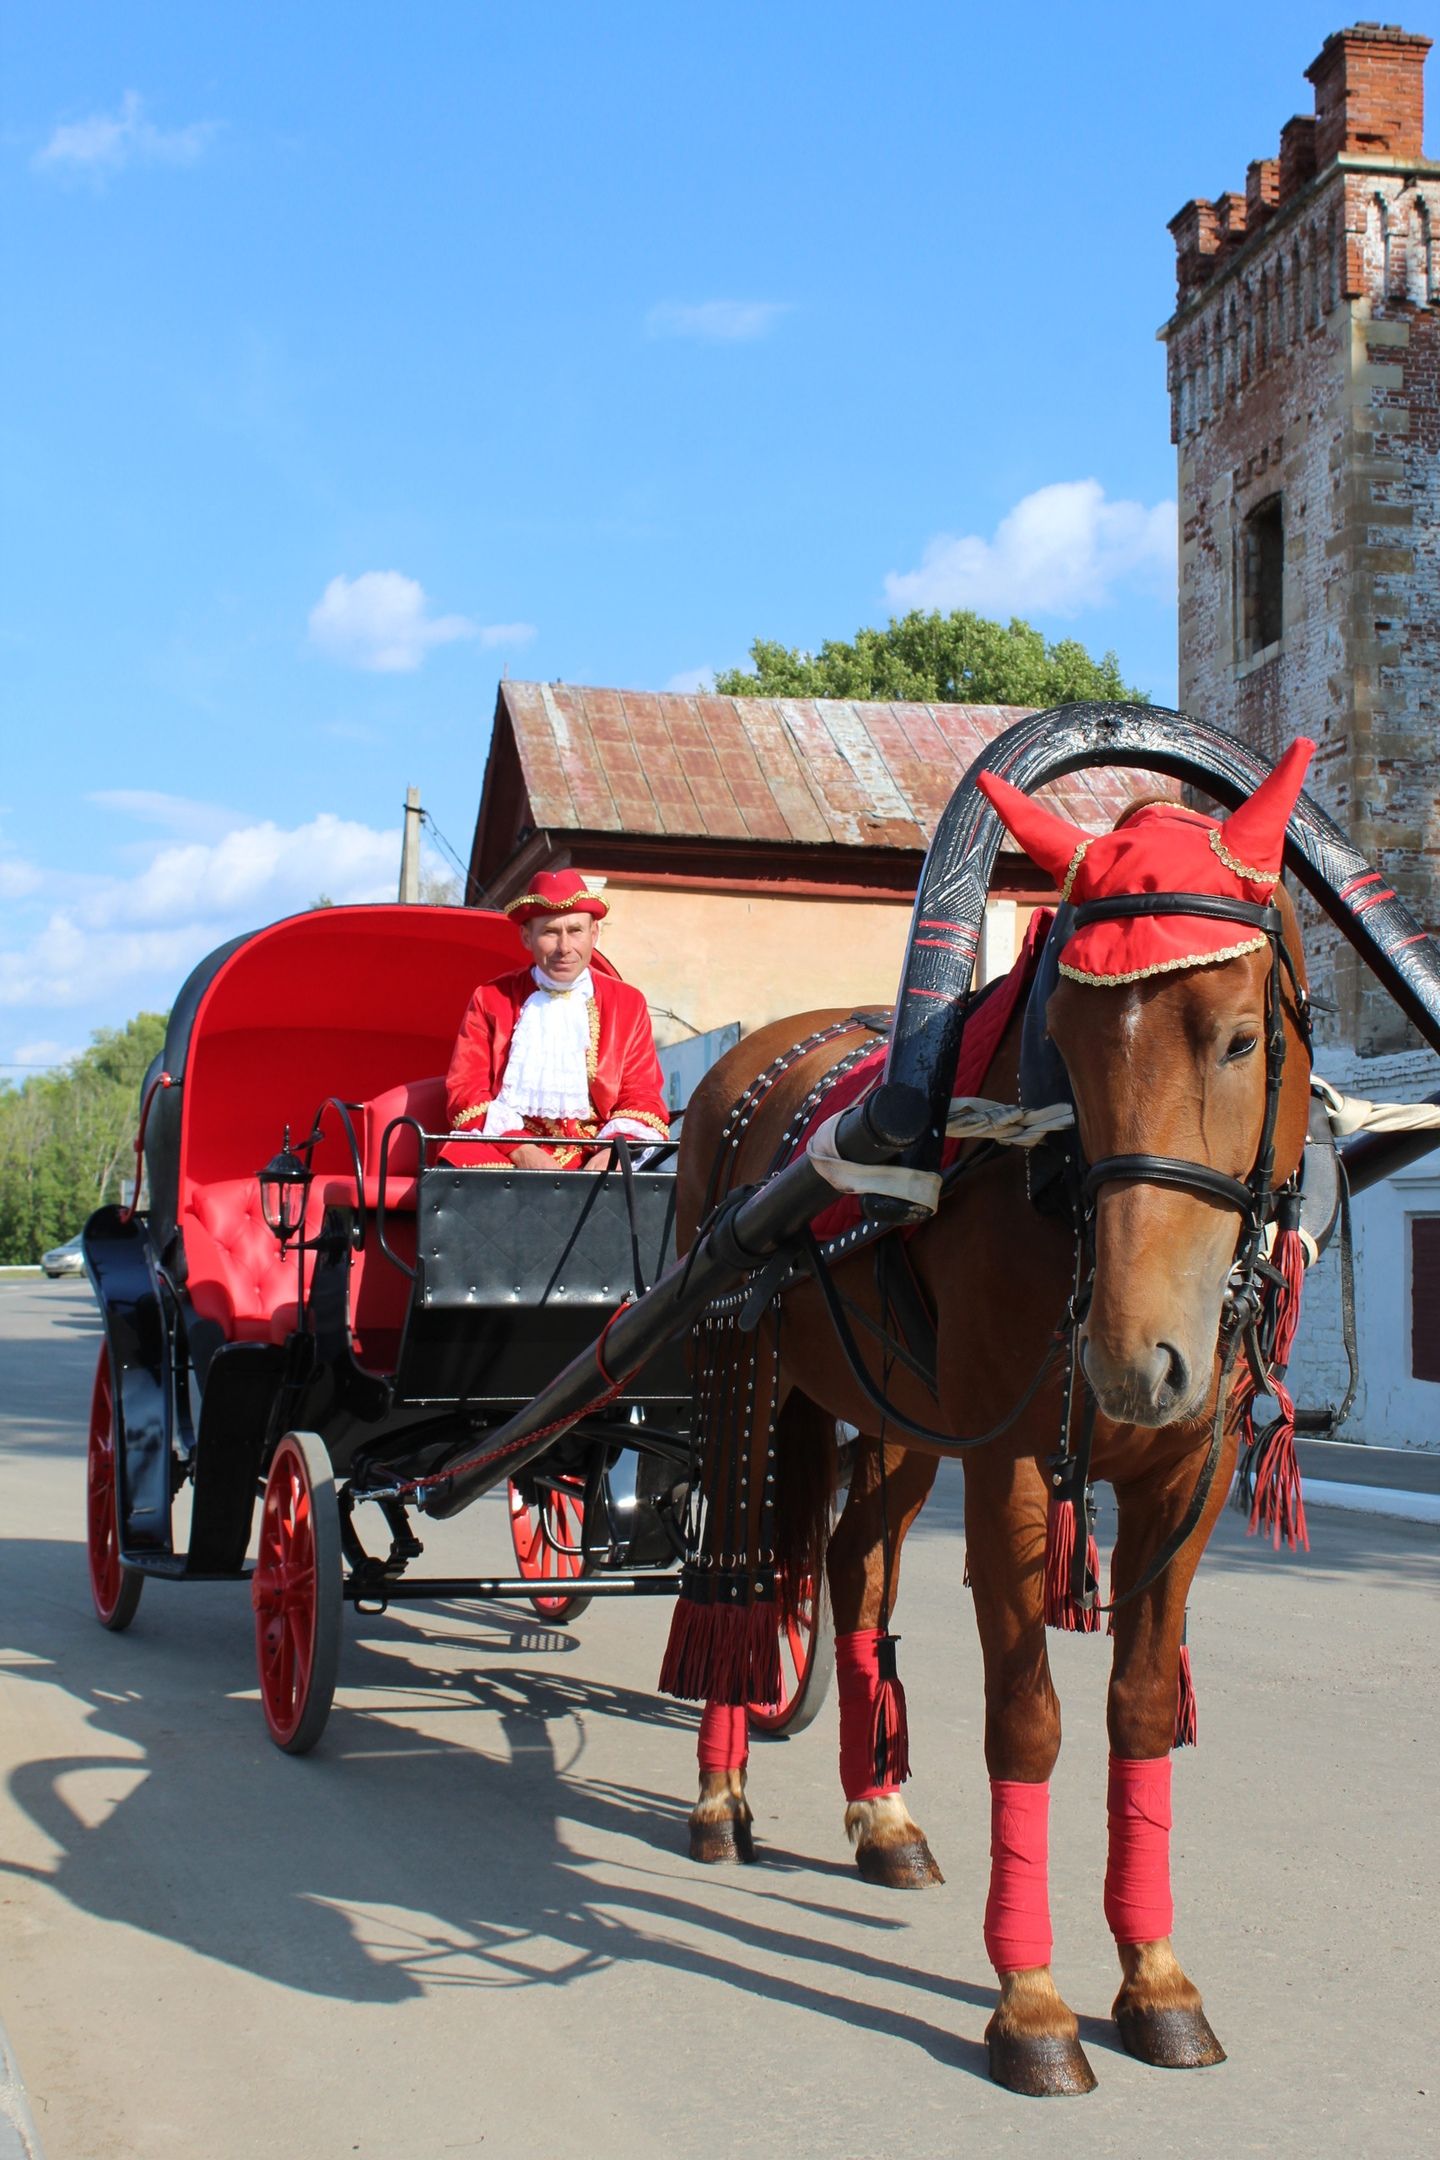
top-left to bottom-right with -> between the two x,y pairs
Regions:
185,1179 -> 319,1345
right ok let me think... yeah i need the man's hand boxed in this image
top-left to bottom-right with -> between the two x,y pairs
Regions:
582,1147 -> 612,1175
511,1143 -> 556,1171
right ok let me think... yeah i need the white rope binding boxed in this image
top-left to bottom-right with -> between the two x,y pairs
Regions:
806,1097 -> 1076,1217
807,1075 -> 1440,1220
1312,1075 -> 1440,1137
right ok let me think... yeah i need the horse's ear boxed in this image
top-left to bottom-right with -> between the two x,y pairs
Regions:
1220,737 -> 1315,876
976,771 -> 1090,888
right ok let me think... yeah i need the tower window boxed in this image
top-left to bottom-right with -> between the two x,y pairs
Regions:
1242,495 -> 1284,655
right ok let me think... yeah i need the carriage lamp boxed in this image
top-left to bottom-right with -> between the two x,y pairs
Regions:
258,1128 -> 312,1245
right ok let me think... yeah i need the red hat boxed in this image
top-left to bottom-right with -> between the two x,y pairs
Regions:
503,868 -> 609,926
976,737 -> 1314,985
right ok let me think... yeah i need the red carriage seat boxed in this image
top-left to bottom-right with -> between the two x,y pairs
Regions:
166,904 -> 530,1361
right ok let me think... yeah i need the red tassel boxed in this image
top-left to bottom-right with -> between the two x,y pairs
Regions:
871,1634 -> 911,1787
1268,1226 -> 1306,1369
1173,1643 -> 1197,1749
1231,1223 -> 1310,1552
1043,1495 -> 1101,1632
1247,1384 -> 1309,1551
659,1592 -> 781,1706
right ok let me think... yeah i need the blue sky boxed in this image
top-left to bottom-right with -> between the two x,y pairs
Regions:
3,1 -> 1432,1075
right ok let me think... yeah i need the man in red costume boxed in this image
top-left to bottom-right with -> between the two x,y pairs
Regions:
444,869 -> 669,1169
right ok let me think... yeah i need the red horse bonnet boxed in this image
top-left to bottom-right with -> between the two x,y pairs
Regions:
976,736 -> 1315,985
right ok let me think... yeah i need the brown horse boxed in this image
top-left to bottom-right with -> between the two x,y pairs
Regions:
670,754 -> 1314,2096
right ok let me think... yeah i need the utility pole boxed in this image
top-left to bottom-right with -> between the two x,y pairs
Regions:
399,785 -> 422,903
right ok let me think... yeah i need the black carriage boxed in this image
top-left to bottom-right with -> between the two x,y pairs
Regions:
81,903 -> 824,1750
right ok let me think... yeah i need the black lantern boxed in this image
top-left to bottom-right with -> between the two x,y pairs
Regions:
258,1126 -> 311,1244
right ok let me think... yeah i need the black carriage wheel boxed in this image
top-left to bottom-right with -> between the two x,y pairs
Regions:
252,1430 -> 343,1754
86,1344 -> 144,1632
507,1473 -> 593,1623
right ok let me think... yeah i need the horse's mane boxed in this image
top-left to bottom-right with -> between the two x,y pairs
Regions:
1111,791 -> 1200,831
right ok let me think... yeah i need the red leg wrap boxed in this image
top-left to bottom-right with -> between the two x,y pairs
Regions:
983,1778 -> 1053,1974
697,1699 -> 749,1775
1104,1755 -> 1174,1943
836,1628 -> 909,1801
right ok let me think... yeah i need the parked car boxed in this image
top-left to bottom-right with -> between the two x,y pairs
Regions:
41,1234 -> 85,1278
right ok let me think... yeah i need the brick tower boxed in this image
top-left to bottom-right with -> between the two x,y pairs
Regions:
1161,23 -> 1440,1055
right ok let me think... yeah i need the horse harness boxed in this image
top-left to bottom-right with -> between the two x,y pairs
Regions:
695,886 -> 1317,1617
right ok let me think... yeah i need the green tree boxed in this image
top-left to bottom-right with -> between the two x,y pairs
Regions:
0,1012 -> 169,1262
715,608 -> 1144,707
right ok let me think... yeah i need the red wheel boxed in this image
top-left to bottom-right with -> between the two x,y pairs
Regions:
252,1431 -> 342,1754
87,1345 -> 143,1631
749,1571 -> 833,1738
508,1475 -> 592,1622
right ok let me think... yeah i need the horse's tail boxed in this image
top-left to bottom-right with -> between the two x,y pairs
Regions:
772,1387 -> 839,1631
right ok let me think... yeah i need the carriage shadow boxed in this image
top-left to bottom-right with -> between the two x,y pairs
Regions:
0,1538 -> 993,2079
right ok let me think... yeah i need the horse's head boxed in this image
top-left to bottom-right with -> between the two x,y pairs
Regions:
980,742 -> 1315,1429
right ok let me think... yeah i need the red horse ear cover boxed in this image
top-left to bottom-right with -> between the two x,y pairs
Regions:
976,737 -> 1316,891
1214,737 -> 1314,878
974,771 -> 1089,890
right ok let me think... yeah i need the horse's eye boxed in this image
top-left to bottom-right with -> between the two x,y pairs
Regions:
1224,1032 -> 1259,1063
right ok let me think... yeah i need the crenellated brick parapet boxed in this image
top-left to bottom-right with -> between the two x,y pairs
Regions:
1162,24 -> 1440,1057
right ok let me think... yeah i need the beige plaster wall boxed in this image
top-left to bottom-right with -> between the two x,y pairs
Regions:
591,883 -> 1030,1048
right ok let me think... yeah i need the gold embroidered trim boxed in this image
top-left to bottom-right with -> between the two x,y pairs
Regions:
503,888 -> 609,919
1208,827 -> 1277,886
1059,839 -> 1091,903
586,997 -> 600,1081
611,1108 -> 670,1136
1058,935 -> 1269,987
452,1103 -> 492,1128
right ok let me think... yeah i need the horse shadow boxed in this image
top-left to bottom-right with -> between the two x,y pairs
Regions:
0,1535 -> 995,2080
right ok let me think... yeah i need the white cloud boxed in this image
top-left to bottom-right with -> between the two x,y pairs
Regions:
645,300 -> 790,343
6,1039 -> 85,1074
883,480 -> 1177,619
663,667 -> 715,695
88,790 -> 249,842
0,812 -> 400,1012
33,91 -> 218,177
307,573 -> 531,674
0,857 -> 42,899
308,571 -> 476,673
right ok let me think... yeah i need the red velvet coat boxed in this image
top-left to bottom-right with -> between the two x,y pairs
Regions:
443,968 -> 669,1167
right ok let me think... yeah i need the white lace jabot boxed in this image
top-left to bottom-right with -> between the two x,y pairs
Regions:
483,966 -> 594,1134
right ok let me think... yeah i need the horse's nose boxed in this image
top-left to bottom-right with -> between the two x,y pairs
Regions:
1080,1334 -> 1193,1426
1154,1341 -> 1190,1414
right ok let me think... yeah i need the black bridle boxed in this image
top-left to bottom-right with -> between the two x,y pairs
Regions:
1053,887 -> 1311,1612
1070,889 -> 1309,1319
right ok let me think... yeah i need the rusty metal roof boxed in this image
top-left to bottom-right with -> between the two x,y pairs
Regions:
492,683 -> 1178,852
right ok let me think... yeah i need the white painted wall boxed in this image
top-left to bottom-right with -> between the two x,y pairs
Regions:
1286,1045 -> 1440,1451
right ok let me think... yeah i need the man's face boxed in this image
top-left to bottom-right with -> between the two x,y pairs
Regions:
521,909 -> 598,982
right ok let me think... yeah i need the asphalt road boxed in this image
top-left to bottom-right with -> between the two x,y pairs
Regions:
1,1279 -> 1436,2160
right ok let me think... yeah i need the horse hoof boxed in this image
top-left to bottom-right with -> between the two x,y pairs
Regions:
688,1815 -> 756,1865
1115,2005 -> 1226,2069
986,2027 -> 1098,2098
854,1838 -> 945,1889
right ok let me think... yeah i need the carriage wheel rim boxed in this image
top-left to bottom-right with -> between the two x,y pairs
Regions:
86,1352 -> 125,1620
508,1479 -> 586,1617
749,1572 -> 821,1730
254,1439 -> 320,1743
